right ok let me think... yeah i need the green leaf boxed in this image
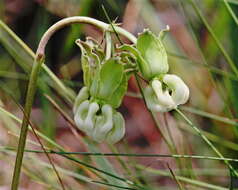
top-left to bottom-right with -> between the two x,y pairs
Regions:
99,58 -> 123,98
89,70 -> 101,100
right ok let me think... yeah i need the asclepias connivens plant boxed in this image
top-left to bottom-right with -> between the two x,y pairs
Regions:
73,37 -> 131,144
10,16 -> 237,190
72,27 -> 189,144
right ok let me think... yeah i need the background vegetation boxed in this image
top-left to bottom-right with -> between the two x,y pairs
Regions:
1,0 -> 238,189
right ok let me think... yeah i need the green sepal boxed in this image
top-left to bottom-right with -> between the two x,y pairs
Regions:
90,58 -> 128,108
76,38 -> 104,87
136,29 -> 169,80
107,73 -> 128,108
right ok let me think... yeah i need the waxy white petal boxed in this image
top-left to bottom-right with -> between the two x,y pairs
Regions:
106,112 -> 125,144
151,79 -> 174,107
92,104 -> 113,142
74,100 -> 90,132
144,75 -> 189,112
163,74 -> 189,105
73,87 -> 89,114
144,85 -> 172,112
84,102 -> 99,134
74,100 -> 126,144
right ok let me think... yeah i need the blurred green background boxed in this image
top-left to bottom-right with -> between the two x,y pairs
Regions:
1,0 -> 238,189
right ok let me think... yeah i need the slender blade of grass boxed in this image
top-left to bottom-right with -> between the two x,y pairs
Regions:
3,147 -> 238,163
187,0 -> 238,77
136,165 -> 228,190
222,0 -> 238,26
166,163 -> 184,190
176,108 -> 238,177
0,83 -> 66,189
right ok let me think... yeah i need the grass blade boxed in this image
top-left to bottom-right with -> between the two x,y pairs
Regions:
188,0 -> 238,77
176,108 -> 238,177
136,165 -> 228,190
222,0 -> 238,26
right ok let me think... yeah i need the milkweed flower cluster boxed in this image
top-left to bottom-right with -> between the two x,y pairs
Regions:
118,27 -> 189,112
144,74 -> 189,112
73,86 -> 125,144
136,28 -> 189,112
73,27 -> 189,144
73,38 -> 129,144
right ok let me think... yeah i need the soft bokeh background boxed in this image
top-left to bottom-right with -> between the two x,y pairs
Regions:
1,0 -> 238,189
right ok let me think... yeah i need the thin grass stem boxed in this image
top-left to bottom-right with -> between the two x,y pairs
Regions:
175,108 -> 238,177
4,147 -> 238,162
136,165 -> 228,190
188,0 -> 238,77
222,0 -> 238,26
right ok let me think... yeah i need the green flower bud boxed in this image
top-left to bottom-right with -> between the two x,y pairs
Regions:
136,28 -> 169,80
144,74 -> 189,112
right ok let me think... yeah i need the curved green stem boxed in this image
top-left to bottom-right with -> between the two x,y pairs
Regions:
36,16 -> 136,56
11,56 -> 45,190
11,16 -> 137,190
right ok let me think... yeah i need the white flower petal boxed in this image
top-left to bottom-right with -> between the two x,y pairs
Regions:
74,100 -> 90,132
84,102 -> 99,134
144,85 -> 173,112
106,112 -> 125,144
151,79 -> 175,107
163,74 -> 189,105
73,86 -> 89,114
74,99 -> 126,143
92,104 -> 113,142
